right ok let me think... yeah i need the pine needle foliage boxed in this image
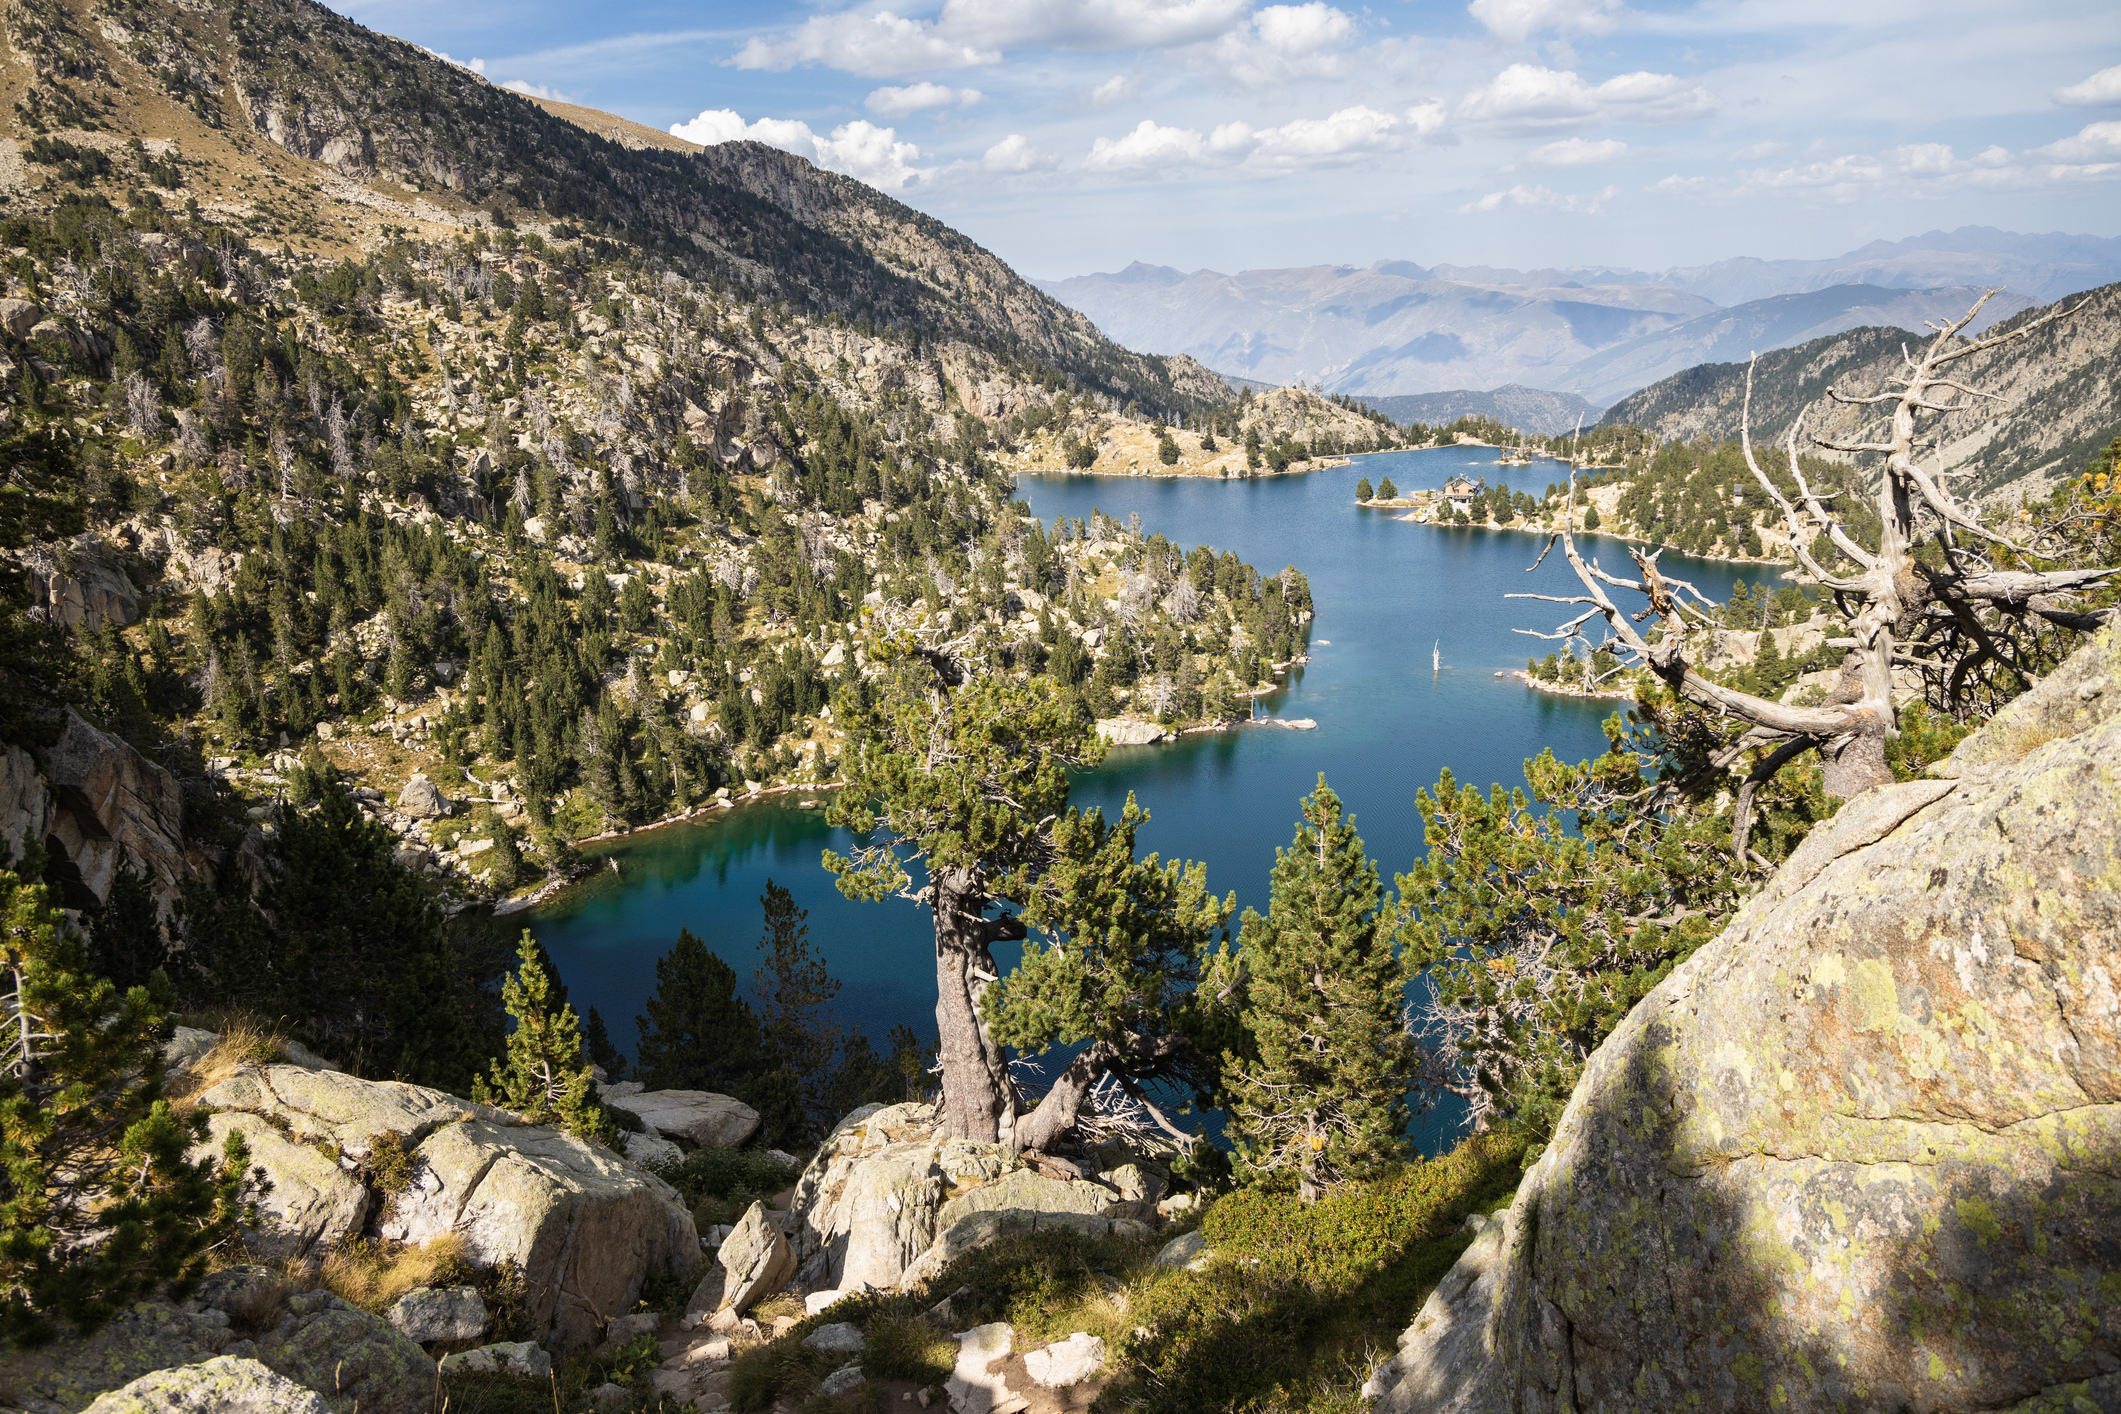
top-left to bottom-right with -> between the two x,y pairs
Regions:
473,932 -> 610,1144
1400,695 -> 1829,1140
0,853 -> 250,1345
1224,778 -> 1418,1202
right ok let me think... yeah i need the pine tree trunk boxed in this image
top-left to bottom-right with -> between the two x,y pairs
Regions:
932,866 -> 1014,1145
1012,1040 -> 1115,1155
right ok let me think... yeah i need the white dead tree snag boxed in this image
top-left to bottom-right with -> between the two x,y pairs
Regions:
1513,290 -> 2116,844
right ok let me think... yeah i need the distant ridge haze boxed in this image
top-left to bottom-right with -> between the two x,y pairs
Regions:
1034,227 -> 2121,407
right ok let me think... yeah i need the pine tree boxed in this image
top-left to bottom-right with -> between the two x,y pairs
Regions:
990,794 -> 1238,1154
0,854 -> 250,1345
582,1007 -> 626,1081
1378,476 -> 1398,500
1356,477 -> 1373,501
474,933 -> 609,1142
635,929 -> 806,1145
751,880 -> 841,1130
1225,778 -> 1415,1202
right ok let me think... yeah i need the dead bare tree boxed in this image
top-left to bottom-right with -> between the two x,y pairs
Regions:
1515,290 -> 2115,851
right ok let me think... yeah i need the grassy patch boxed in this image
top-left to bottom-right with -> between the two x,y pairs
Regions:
169,1014 -> 287,1106
318,1233 -> 471,1313
730,1337 -> 839,1411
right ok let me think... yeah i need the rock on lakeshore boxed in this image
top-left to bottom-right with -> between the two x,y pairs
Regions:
603,1088 -> 761,1148
1375,629 -> 2121,1414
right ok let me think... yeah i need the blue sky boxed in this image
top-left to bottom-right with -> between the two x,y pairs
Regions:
343,0 -> 2121,281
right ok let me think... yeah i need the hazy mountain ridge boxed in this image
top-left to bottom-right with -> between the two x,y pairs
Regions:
1355,386 -> 1602,436
1039,227 -> 2118,407
1599,282 -> 2121,501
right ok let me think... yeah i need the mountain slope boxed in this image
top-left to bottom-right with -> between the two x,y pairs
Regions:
1553,283 -> 2035,406
1600,283 -> 2121,501
1355,386 -> 1602,436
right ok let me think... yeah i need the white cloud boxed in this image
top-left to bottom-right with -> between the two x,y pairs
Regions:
866,83 -> 983,116
2032,120 -> 2121,163
981,134 -> 1063,172
2055,64 -> 2121,107
501,79 -> 565,101
1459,182 -> 1617,213
1194,2 -> 1357,89
1728,140 -> 1788,160
1253,2 -> 1354,52
1459,63 -> 1715,132
735,0 -> 1250,76
1084,103 -> 1445,176
1650,173 -> 1711,194
423,49 -> 486,75
668,109 -> 930,189
1089,74 -> 1139,106
1731,131 -> 2120,203
1526,136 -> 1626,165
1467,0 -> 1621,44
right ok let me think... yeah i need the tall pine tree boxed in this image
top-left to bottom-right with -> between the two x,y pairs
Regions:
1225,778 -> 1416,1202
635,929 -> 805,1146
1,853 -> 250,1344
473,933 -> 608,1142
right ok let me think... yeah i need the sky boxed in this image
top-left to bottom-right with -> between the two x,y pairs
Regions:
340,0 -> 2121,282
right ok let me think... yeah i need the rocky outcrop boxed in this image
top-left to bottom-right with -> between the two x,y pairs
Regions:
197,1113 -> 370,1260
1094,717 -> 1171,747
708,1200 -> 795,1321
1377,629 -> 2121,1414
80,1356 -> 332,1414
0,1288 -> 430,1414
787,1102 -> 1142,1296
198,1063 -> 699,1352
12,535 -> 142,632
603,1088 -> 760,1149
0,710 -> 193,912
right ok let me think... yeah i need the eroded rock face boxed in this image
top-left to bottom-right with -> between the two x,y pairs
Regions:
14,535 -> 142,632
41,709 -> 190,910
1382,630 -> 2121,1414
196,1113 -> 370,1261
713,1200 -> 795,1318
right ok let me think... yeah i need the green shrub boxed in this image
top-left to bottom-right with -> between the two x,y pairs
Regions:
654,1148 -> 804,1213
862,1313 -> 956,1384
730,1338 -> 837,1411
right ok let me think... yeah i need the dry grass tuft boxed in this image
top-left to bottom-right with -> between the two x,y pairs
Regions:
318,1233 -> 472,1313
169,1013 -> 289,1108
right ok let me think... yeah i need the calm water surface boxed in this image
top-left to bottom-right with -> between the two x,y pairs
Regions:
533,448 -> 1747,1153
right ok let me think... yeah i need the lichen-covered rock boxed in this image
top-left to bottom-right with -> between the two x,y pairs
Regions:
385,1285 -> 488,1343
196,1064 -> 492,1158
253,1291 -> 432,1414
787,1103 -> 1025,1293
80,1356 -> 331,1414
379,1118 -> 699,1350
622,1129 -> 683,1167
1382,629 -> 2121,1414
438,1341 -> 552,1379
1024,1332 -> 1106,1389
43,708 -> 189,910
395,773 -> 448,819
603,1088 -> 760,1148
0,1301 -> 231,1412
193,1113 -> 369,1261
714,1200 -> 795,1317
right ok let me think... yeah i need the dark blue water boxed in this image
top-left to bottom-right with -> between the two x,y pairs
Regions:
533,448 -> 1746,1153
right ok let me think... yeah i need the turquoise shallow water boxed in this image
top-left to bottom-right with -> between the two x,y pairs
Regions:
533,448 -> 1747,1153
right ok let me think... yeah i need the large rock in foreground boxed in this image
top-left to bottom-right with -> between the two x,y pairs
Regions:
200,1064 -> 698,1351
1378,630 -> 2121,1414
80,1356 -> 331,1414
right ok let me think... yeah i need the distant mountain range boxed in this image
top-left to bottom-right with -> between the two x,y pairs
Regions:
1600,281 -> 2121,503
1034,227 -> 2121,412
1354,386 -> 1602,436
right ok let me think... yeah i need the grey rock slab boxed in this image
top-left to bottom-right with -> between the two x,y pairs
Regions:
385,1285 -> 488,1343
1367,1223 -> 1503,1413
802,1322 -> 865,1355
438,1341 -> 553,1379
819,1364 -> 864,1396
1153,1230 -> 1208,1271
945,1323 -> 1017,1414
1023,1332 -> 1105,1389
1385,628 -> 2121,1413
80,1356 -> 332,1414
395,773 -> 448,819
193,1113 -> 369,1261
604,1088 -> 760,1148
254,1291 -> 433,1414
380,1117 -> 699,1351
623,1129 -> 683,1167
713,1200 -> 795,1317
196,1064 -> 497,1157
0,1301 -> 231,1412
